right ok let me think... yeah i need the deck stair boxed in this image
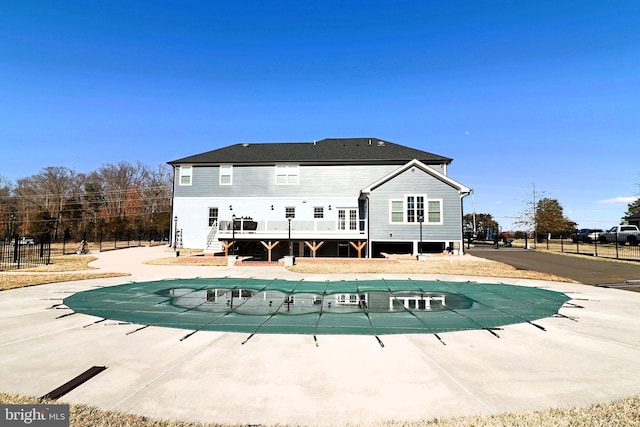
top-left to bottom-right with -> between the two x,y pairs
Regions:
205,222 -> 223,254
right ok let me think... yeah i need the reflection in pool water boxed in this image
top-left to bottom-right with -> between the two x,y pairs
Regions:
158,288 -> 473,315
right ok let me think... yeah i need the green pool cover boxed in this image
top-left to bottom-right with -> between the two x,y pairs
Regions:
64,278 -> 570,337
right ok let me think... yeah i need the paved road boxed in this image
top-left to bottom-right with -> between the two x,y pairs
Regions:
468,246 -> 640,291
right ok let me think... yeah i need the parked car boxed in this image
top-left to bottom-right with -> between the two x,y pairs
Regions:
598,225 -> 640,245
571,229 -> 603,243
9,237 -> 35,245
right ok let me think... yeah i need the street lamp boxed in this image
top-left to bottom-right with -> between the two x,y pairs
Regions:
9,214 -> 16,239
418,215 -> 424,255
173,216 -> 178,251
287,217 -> 292,256
231,214 -> 236,256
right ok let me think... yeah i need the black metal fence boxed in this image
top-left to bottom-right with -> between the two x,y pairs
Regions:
57,229 -> 170,255
539,234 -> 640,262
0,234 -> 51,271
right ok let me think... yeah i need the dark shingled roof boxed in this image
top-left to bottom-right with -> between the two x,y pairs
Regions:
168,138 -> 453,165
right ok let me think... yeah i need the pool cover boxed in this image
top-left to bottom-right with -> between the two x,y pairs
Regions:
64,278 -> 570,338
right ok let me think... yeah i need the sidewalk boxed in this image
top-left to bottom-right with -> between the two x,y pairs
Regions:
1,246 -> 639,425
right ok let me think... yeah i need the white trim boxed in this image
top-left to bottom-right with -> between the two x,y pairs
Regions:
389,199 -> 404,223
275,164 -> 299,185
337,207 -> 358,231
219,165 -> 233,185
387,195 -> 443,225
178,165 -> 193,186
361,159 -> 471,195
426,198 -> 444,225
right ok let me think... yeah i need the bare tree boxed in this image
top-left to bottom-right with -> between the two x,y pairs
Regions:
14,166 -> 80,239
0,175 -> 17,238
6,161 -> 172,242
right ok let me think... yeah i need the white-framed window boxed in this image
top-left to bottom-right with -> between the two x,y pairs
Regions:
389,196 -> 442,224
219,165 -> 232,185
208,207 -> 218,227
427,200 -> 442,223
285,207 -> 295,218
390,200 -> 404,223
275,165 -> 299,185
314,207 -> 324,219
338,208 -> 357,231
406,195 -> 425,223
179,165 -> 192,186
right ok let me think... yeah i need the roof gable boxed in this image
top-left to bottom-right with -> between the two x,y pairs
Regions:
361,159 -> 471,194
168,138 -> 453,165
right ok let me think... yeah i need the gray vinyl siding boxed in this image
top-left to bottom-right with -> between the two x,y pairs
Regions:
173,164 -> 400,198
367,168 -> 463,241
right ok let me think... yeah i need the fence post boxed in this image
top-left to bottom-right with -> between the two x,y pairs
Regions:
594,235 -> 598,257
615,231 -> 619,259
13,235 -> 19,264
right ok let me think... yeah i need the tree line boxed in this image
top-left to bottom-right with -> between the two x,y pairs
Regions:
0,162 -> 173,243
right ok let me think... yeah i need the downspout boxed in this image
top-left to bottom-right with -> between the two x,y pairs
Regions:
460,190 -> 472,255
170,164 -> 177,248
359,191 -> 371,258
366,195 -> 371,258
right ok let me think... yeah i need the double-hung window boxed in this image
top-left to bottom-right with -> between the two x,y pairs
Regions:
427,200 -> 442,223
275,165 -> 299,185
179,165 -> 192,186
219,165 -> 232,185
390,200 -> 404,223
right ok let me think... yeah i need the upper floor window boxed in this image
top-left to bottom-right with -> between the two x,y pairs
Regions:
275,165 -> 299,185
314,207 -> 324,219
219,165 -> 232,185
179,166 -> 192,186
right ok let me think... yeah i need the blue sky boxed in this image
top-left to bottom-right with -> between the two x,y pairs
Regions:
1,1 -> 639,230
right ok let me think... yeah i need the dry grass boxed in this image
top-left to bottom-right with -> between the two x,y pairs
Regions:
1,392 -> 638,427
289,255 -> 576,282
148,252 -> 575,282
19,255 -> 99,272
0,393 -> 218,427
0,255 -> 129,291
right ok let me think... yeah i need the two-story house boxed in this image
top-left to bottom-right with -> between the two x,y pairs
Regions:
168,138 -> 471,259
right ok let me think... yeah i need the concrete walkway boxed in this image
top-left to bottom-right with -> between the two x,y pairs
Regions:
1,246 -> 639,426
